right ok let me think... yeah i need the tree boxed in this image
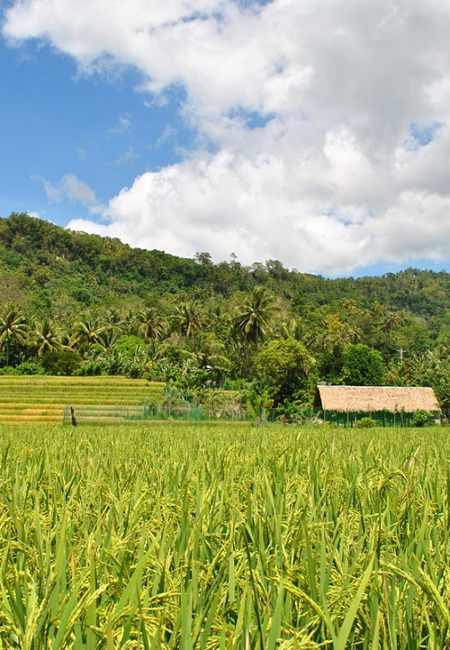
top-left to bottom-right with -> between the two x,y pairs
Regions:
105,308 -> 125,331
233,287 -> 277,375
137,307 -> 162,342
234,287 -> 276,347
33,320 -> 60,357
194,252 -> 213,266
319,344 -> 344,385
0,307 -> 28,365
96,326 -> 121,351
188,332 -> 232,386
341,344 -> 386,386
386,350 -> 449,409
170,302 -> 202,339
42,349 -> 82,375
71,316 -> 105,350
254,337 -> 315,405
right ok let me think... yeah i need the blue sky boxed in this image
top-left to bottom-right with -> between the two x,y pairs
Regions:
0,37 -> 194,224
1,0 -> 449,277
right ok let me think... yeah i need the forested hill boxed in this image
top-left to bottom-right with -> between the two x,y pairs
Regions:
1,212 -> 448,321
1,212 -> 448,409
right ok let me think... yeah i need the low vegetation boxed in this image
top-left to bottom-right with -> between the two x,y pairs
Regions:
0,423 -> 448,647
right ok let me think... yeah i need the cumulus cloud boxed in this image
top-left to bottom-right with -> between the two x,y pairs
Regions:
5,0 -> 450,272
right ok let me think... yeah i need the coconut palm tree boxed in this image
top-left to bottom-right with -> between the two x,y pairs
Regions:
0,307 -> 28,365
381,310 -> 405,333
233,287 -> 277,375
96,326 -> 121,351
71,316 -> 105,350
190,332 -> 231,369
137,307 -> 162,342
234,287 -> 276,348
105,308 -> 125,332
170,301 -> 203,339
276,317 -> 305,341
33,320 -> 60,357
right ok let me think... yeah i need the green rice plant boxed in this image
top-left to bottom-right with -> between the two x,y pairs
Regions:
0,424 -> 448,647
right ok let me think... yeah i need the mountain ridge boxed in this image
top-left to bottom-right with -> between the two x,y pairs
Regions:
1,212 -> 448,323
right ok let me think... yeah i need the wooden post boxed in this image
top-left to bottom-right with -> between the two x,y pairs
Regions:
70,405 -> 77,427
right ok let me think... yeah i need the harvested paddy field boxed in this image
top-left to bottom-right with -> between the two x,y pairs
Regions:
0,376 -> 164,423
0,423 -> 448,647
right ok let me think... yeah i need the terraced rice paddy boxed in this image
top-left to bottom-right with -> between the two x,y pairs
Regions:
0,423 -> 448,647
0,376 -> 165,423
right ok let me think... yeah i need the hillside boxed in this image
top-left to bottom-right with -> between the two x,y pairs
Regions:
1,212 -> 448,320
0,212 -> 448,411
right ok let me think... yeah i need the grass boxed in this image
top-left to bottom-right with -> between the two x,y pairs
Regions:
0,423 -> 448,647
0,376 -> 165,423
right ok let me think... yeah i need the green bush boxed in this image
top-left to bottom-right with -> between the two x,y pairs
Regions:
42,350 -> 82,375
354,417 -> 377,428
0,361 -> 45,375
75,359 -> 104,376
411,409 -> 432,427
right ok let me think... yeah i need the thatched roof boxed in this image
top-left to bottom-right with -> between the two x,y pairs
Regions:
314,385 -> 441,413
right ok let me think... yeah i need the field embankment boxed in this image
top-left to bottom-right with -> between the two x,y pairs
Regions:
0,375 -> 164,423
0,423 -> 448,647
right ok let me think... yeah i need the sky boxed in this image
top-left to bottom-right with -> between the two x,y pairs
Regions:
1,0 -> 449,277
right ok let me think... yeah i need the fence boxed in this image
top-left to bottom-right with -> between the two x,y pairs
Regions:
321,409 -> 443,427
64,404 -> 446,426
63,402 -> 249,424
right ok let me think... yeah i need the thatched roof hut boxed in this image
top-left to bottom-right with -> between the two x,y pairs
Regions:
314,385 -> 441,413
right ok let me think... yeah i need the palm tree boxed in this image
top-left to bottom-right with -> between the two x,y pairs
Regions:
71,316 -> 105,350
105,308 -> 125,332
170,301 -> 203,339
234,287 -> 276,347
96,326 -> 121,351
33,320 -> 60,357
191,332 -> 232,369
276,317 -> 304,341
122,308 -> 139,336
233,287 -> 277,375
381,310 -> 405,333
137,307 -> 162,342
0,307 -> 28,365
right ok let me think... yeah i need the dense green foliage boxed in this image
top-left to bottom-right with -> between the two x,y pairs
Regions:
0,423 -> 448,647
254,338 -> 314,405
341,344 -> 386,386
0,213 -> 448,410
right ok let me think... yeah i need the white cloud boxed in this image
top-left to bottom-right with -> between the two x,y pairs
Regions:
5,0 -> 450,272
60,174 -> 97,204
35,174 -> 97,206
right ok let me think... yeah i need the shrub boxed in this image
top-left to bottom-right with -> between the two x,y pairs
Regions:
13,361 -> 46,375
411,409 -> 432,427
0,361 -> 45,375
42,350 -> 82,375
75,359 -> 104,376
354,417 -> 377,428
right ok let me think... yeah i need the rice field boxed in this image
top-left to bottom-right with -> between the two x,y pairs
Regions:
0,376 -> 165,423
0,423 -> 448,648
